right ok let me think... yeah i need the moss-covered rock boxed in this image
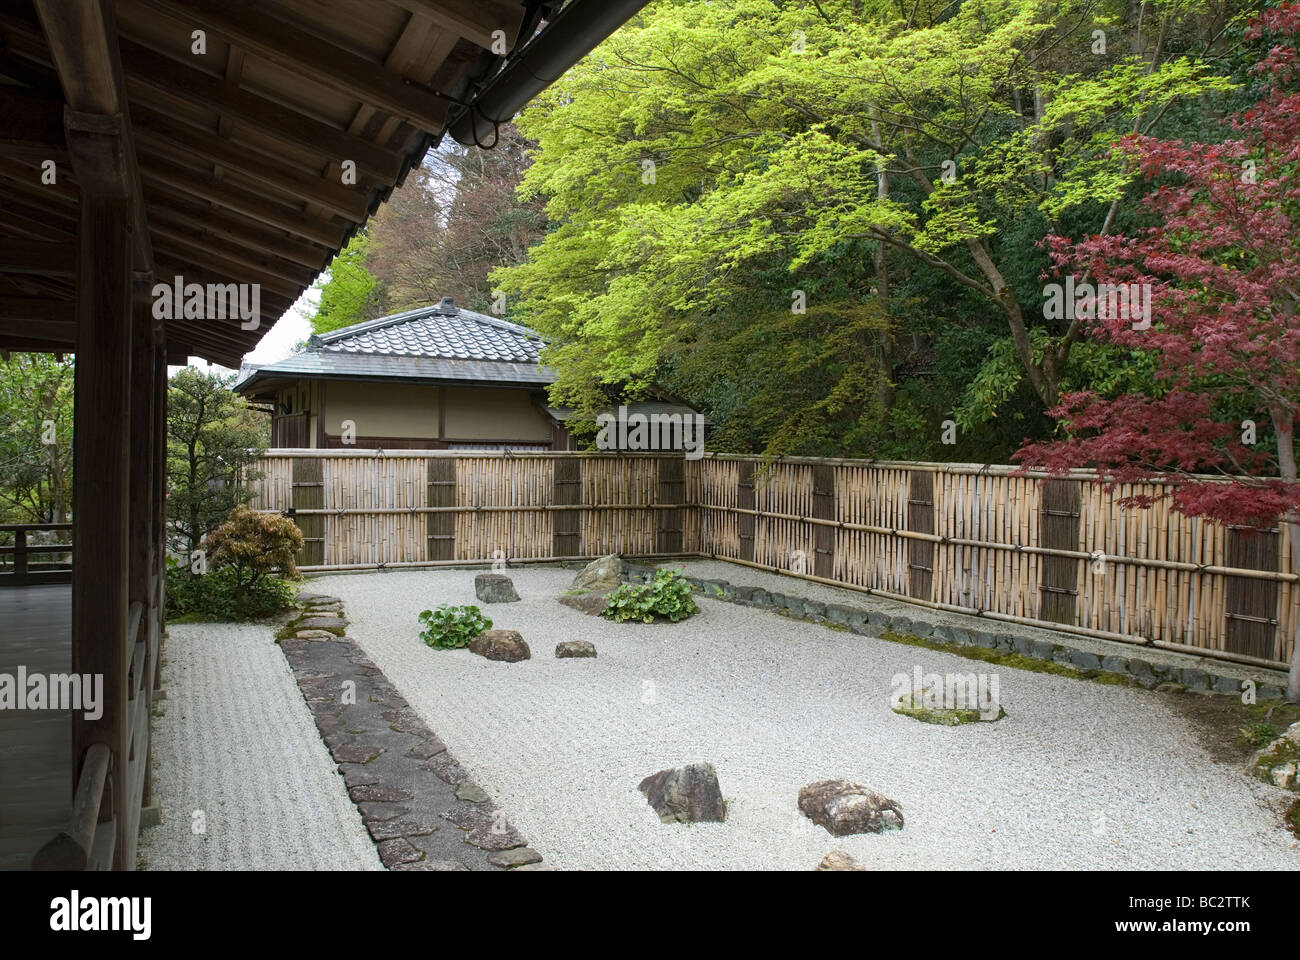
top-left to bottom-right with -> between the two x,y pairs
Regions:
1250,722 -> 1300,790
892,687 -> 1007,725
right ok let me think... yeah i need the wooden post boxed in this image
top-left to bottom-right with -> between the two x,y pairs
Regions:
1039,479 -> 1082,625
812,463 -> 835,578
72,194 -> 134,870
426,458 -> 455,561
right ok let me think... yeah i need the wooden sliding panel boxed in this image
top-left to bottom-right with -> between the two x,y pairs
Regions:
906,470 -> 935,601
291,457 -> 324,566
426,458 -> 455,562
1038,479 -> 1082,625
737,461 -> 756,562
1223,527 -> 1280,661
552,456 -> 582,557
811,463 -> 835,579
656,456 -> 684,555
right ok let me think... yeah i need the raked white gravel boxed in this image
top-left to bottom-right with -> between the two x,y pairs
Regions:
318,565 -> 1299,871
138,623 -> 381,871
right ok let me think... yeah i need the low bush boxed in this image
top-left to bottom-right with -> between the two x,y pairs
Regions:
205,505 -> 303,587
419,604 -> 492,649
603,569 -> 699,623
165,562 -> 297,621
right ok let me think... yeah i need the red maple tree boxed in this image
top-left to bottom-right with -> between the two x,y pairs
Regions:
1016,3 -> 1300,699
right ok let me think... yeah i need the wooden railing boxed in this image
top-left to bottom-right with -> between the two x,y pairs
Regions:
0,522 -> 73,585
31,600 -> 152,871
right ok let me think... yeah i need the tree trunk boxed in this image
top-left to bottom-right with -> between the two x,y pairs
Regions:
1273,408 -> 1300,701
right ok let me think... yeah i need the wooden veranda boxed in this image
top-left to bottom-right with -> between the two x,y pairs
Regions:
0,0 -> 647,870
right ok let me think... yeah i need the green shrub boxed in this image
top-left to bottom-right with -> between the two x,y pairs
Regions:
603,569 -> 699,623
419,604 -> 492,649
205,505 -> 303,588
165,562 -> 297,621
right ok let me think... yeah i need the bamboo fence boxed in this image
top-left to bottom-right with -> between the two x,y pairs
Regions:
248,449 -> 1296,670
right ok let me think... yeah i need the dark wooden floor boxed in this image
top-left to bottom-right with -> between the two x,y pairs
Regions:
0,584 -> 71,870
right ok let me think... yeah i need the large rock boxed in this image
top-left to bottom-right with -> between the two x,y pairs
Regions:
557,593 -> 611,617
570,554 -> 623,593
798,780 -> 903,836
468,629 -> 531,663
555,640 -> 597,658
638,762 -> 726,823
475,572 -> 520,603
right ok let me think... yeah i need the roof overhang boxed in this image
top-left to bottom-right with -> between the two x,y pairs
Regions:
0,0 -> 651,366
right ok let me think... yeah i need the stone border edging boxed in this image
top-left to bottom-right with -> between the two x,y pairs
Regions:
277,593 -> 545,871
622,563 -> 1288,701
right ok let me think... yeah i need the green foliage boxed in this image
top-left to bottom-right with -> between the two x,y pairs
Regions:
490,0 -> 1253,457
0,353 -> 74,524
418,604 -> 492,649
167,368 -> 268,557
310,232 -> 384,334
1237,721 -> 1277,749
205,505 -> 303,589
164,561 -> 297,622
602,569 -> 699,623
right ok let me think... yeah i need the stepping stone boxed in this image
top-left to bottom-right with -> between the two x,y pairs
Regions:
475,572 -> 521,603
296,616 -> 349,631
555,640 -> 597,658
489,847 -> 543,869
297,592 -> 341,604
295,629 -> 340,640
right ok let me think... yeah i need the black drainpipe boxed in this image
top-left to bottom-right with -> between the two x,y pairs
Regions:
447,0 -> 652,147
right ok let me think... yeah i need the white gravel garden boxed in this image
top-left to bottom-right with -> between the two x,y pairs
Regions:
313,563 -> 1300,871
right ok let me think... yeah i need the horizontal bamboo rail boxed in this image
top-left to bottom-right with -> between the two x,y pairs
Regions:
248,451 -> 1296,670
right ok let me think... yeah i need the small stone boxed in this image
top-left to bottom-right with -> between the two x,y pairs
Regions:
489,847 -> 543,869
455,780 -> 490,803
1071,651 -> 1101,671
475,572 -> 521,603
803,600 -> 827,618
638,762 -> 726,824
1030,640 -> 1055,660
825,604 -> 854,625
890,616 -> 913,635
1101,655 -> 1129,674
798,779 -> 903,836
1270,763 -> 1297,789
751,589 -> 770,605
817,850 -> 867,871
468,629 -> 530,662
555,640 -> 597,658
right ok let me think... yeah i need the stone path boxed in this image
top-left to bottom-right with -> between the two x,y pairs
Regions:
277,593 -> 543,871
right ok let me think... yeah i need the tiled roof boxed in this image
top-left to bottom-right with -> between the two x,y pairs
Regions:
314,303 -> 543,363
233,301 -> 552,394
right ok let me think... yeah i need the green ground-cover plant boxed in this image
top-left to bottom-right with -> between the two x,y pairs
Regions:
165,560 -> 297,622
419,604 -> 492,649
603,569 -> 699,624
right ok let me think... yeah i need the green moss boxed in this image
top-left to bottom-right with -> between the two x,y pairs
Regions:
166,612 -> 208,625
878,630 -> 1139,689
1251,735 -> 1300,783
892,691 -> 1006,725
